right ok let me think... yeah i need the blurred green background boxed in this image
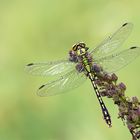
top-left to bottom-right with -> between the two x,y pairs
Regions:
0,0 -> 140,140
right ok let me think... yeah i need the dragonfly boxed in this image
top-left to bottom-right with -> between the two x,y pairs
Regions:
25,23 -> 140,127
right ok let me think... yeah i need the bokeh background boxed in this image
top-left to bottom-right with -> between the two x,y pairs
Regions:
0,0 -> 140,140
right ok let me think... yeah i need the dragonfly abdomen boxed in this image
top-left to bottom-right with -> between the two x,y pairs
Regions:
88,73 -> 112,127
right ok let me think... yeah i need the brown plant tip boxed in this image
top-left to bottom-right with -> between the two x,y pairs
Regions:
93,63 -> 140,140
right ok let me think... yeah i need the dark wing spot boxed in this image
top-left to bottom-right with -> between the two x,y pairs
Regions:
130,46 -> 137,49
27,63 -> 34,66
39,85 -> 45,89
122,23 -> 128,27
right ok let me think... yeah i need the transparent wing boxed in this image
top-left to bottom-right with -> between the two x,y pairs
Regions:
37,70 -> 87,97
94,46 -> 140,73
91,23 -> 133,59
25,59 -> 75,77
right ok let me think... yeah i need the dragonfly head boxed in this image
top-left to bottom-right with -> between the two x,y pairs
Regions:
72,42 -> 89,56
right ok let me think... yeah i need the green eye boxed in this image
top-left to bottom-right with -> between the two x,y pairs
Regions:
72,46 -> 77,51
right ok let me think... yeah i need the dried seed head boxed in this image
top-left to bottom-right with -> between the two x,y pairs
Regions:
69,50 -> 78,62
118,82 -> 126,91
127,122 -> 135,130
90,60 -> 140,140
131,112 -> 139,122
132,97 -> 139,104
111,73 -> 118,81
103,73 -> 113,82
75,63 -> 84,73
91,64 -> 102,73
135,108 -> 140,116
100,90 -> 107,97
135,131 -> 140,139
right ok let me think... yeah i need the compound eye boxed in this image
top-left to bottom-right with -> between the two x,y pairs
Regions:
79,42 -> 86,48
72,45 -> 77,51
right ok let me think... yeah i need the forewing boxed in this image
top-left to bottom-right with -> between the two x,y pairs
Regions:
94,47 -> 140,73
37,70 -> 87,97
91,23 -> 133,58
25,60 -> 75,77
